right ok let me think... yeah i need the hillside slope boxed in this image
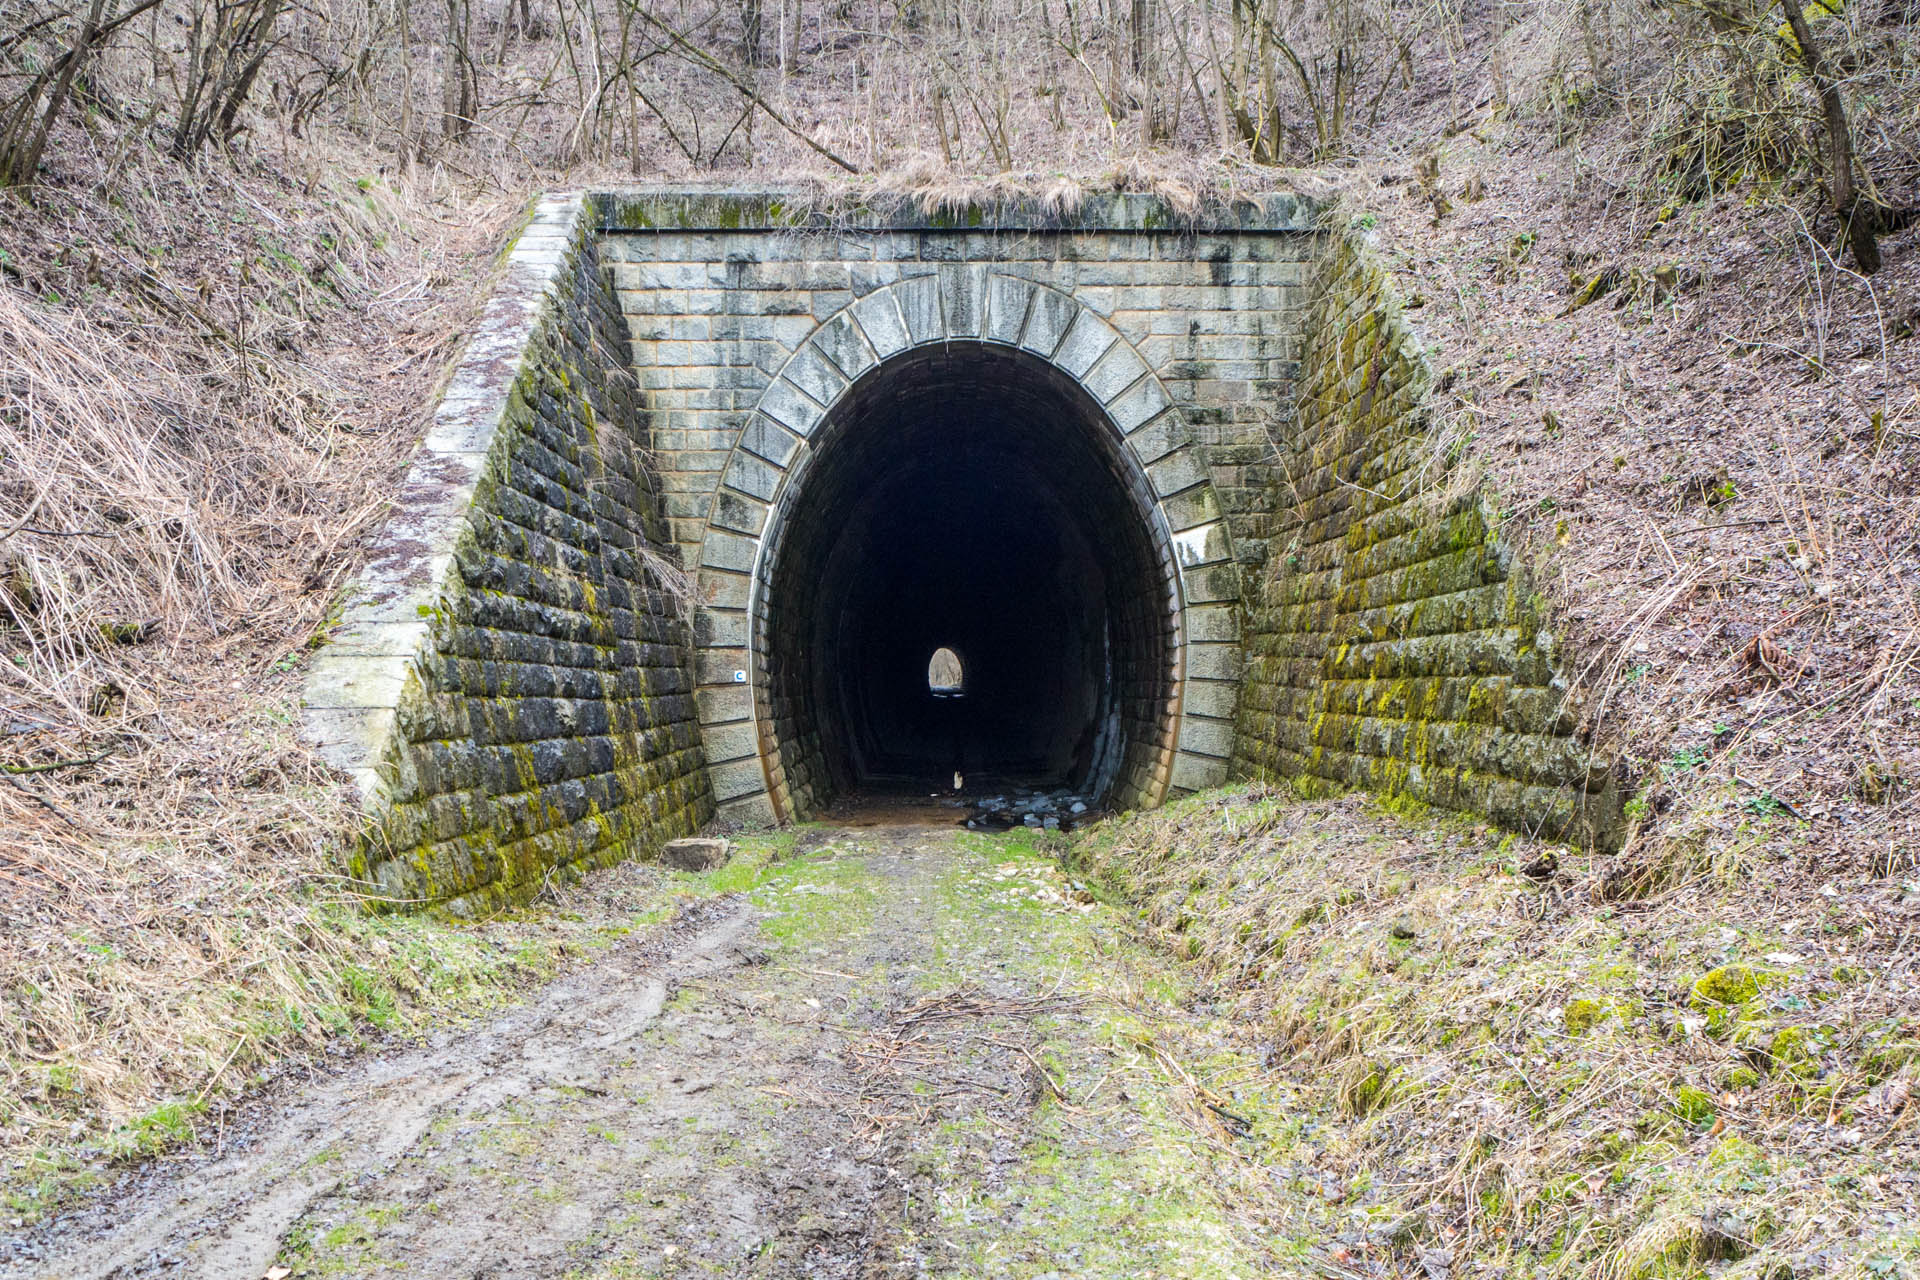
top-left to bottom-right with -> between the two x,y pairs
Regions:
1,0 -> 1915,1229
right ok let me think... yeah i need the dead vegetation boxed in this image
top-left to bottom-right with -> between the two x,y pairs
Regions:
1348,37 -> 1919,877
1073,785 -> 1920,1280
0,0 -> 1916,1241
844,984 -> 1081,1147
0,129 -> 516,1192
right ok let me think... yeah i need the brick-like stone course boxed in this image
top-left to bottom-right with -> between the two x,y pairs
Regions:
596,192 -> 1323,823
305,196 -> 713,913
1231,236 -> 1623,848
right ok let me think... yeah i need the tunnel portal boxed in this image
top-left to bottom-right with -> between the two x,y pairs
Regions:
302,192 -> 1625,911
757,344 -> 1180,818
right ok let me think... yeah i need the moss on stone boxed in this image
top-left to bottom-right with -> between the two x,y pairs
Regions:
1230,227 -> 1624,852
348,221 -> 713,913
1762,1025 -> 1829,1078
1688,964 -> 1772,1012
1565,997 -> 1620,1035
1671,1084 -> 1716,1127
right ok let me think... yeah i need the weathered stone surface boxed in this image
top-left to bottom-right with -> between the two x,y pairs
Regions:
601,204 -> 1323,819
309,189 -> 1622,903
1230,233 -> 1624,850
661,837 -> 731,871
305,194 -> 715,914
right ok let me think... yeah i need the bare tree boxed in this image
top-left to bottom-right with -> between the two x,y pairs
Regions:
441,0 -> 478,142
0,0 -> 162,186
1777,0 -> 1879,273
1212,0 -> 1414,163
741,0 -> 765,64
171,0 -> 286,158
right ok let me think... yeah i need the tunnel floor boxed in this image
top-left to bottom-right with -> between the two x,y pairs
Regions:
757,343 -> 1180,821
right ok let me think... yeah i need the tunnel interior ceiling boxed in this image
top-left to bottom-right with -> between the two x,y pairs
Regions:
761,344 -> 1177,815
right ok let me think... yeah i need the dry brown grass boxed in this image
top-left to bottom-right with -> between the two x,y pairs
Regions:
0,128 -> 523,1191
0,286 -> 338,717
0,0 -> 1914,1240
864,150 -> 1235,222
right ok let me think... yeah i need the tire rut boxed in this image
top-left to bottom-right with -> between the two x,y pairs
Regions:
10,827 -> 1289,1279
5,897 -> 757,1279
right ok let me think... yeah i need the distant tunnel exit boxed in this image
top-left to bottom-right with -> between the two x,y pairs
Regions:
756,344 -> 1182,818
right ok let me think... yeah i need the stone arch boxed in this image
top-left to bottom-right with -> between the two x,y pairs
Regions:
691,266 -> 1244,823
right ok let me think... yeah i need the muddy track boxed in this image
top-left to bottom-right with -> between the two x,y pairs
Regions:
3,894 -> 777,1278
8,827 -> 1297,1279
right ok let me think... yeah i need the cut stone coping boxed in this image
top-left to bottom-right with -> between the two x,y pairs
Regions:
302,192 -> 585,805
591,186 -> 1320,234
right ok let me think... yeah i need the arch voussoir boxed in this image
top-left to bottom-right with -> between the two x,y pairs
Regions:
691,270 -> 1244,825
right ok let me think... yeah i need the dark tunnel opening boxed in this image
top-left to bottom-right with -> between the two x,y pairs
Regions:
758,343 -> 1180,819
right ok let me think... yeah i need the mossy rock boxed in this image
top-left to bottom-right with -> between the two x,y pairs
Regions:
1600,1129 -> 1641,1159
1862,1039 -> 1920,1082
1720,1065 -> 1762,1091
1603,1209 -> 1753,1280
1859,1018 -> 1920,1082
1762,1025 -> 1830,1079
1566,997 -> 1628,1035
1689,964 -> 1778,1012
1735,1020 -> 1831,1078
1636,1108 -> 1683,1139
1671,1084 -> 1717,1127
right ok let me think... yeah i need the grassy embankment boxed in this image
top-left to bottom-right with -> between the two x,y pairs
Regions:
1069,784 -> 1920,1280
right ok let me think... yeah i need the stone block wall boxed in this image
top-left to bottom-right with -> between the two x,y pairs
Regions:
1232,235 -> 1623,848
597,199 -> 1313,573
304,189 -> 1623,905
304,197 -> 713,913
594,191 -> 1322,822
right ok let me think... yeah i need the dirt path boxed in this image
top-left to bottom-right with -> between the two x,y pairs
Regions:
8,825 -> 1307,1279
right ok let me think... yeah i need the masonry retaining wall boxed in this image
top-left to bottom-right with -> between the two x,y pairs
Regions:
303,196 -> 713,913
304,191 -> 1623,916
1231,234 -> 1623,848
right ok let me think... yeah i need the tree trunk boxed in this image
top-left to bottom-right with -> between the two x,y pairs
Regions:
443,0 -> 478,145
741,0 -> 764,66
1780,0 -> 1880,274
2,0 -> 108,186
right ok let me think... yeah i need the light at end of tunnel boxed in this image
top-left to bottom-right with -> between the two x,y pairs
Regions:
928,646 -> 964,696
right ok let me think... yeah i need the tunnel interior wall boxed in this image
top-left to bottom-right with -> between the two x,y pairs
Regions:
755,345 -> 1182,817
1232,234 -> 1625,849
304,197 -> 713,914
